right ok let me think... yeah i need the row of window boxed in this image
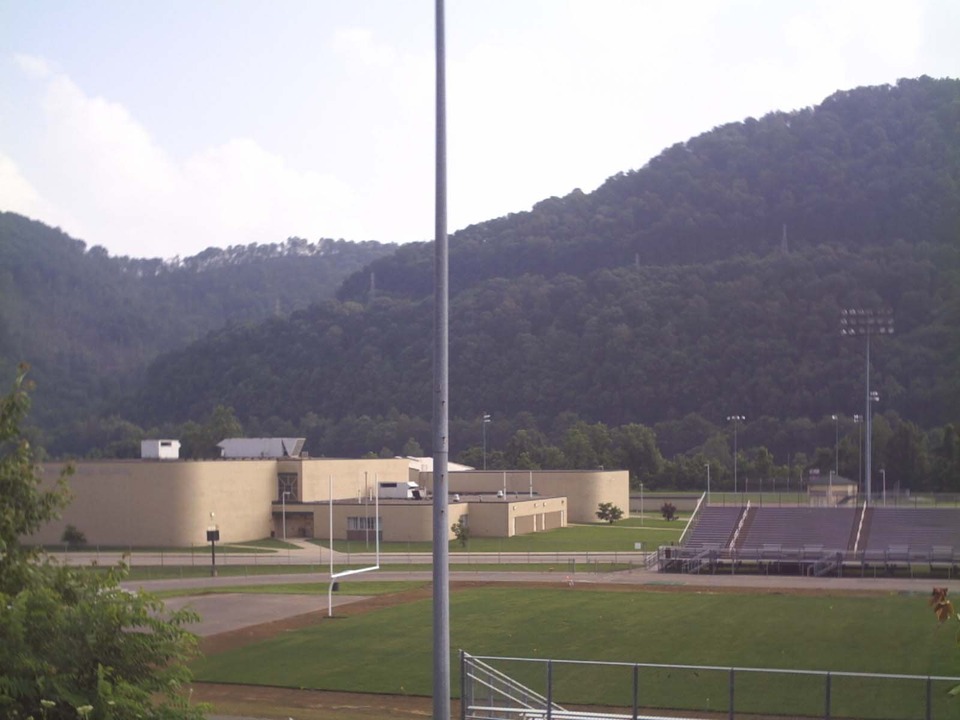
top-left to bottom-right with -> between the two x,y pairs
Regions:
347,516 -> 382,531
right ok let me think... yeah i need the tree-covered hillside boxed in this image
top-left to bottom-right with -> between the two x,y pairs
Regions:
7,77 -> 960,492
0,213 -> 393,428
114,77 -> 960,492
338,76 -> 960,301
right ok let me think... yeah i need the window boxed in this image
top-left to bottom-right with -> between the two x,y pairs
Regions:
347,516 -> 382,531
278,473 -> 298,501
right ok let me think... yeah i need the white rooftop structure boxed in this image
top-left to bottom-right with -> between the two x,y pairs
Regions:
141,439 -> 181,460
217,437 -> 305,459
405,456 -> 473,473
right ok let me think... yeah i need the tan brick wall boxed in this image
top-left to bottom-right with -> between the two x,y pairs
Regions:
35,460 -> 276,546
422,469 -> 628,524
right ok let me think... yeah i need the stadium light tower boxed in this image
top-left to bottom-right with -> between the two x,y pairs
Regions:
853,414 -> 863,498
482,413 -> 491,470
831,414 -> 839,480
840,308 -> 893,505
726,415 -> 745,494
433,0 -> 451,716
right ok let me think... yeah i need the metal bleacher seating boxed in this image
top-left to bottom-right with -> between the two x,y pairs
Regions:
738,507 -> 856,552
862,507 -> 960,575
682,506 -> 743,548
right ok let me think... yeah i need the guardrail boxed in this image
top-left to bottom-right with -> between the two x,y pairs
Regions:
462,652 -> 960,720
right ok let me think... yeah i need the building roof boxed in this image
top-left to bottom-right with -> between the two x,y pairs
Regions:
217,437 -> 305,458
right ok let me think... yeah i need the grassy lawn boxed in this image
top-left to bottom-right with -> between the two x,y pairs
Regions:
123,562 -> 634,582
153,580 -> 427,599
321,522 -> 683,555
191,587 -> 960,718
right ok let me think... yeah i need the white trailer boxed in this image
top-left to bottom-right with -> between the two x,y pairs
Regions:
378,481 -> 422,499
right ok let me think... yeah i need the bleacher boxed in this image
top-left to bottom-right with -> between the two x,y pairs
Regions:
682,506 -> 743,548
660,504 -> 960,577
738,507 -> 856,551
863,508 -> 960,550
860,507 -> 960,575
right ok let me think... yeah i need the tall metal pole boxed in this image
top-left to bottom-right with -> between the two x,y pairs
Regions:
482,413 -> 491,470
865,334 -> 872,503
432,0 -> 451,717
831,414 -> 839,478
853,414 -> 863,499
727,415 -> 744,494
840,308 -> 893,508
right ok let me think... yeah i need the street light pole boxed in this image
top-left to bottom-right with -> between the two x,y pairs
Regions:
705,463 -> 711,503
482,413 -> 491,470
282,490 -> 290,541
853,414 -> 863,499
840,308 -> 894,505
881,467 -> 887,506
831,414 -> 839,478
727,415 -> 745,494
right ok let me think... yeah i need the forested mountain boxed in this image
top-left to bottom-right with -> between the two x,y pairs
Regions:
338,76 -> 960,301
7,77 -> 960,492
0,213 -> 393,428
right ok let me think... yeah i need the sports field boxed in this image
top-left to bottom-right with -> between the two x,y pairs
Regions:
189,582 -> 960,719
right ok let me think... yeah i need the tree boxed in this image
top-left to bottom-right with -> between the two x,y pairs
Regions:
595,502 -> 623,524
60,524 -> 87,549
928,588 -> 960,697
0,366 -> 206,720
451,516 -> 469,548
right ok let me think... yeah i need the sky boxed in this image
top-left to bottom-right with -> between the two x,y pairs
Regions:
1,1 -> 958,260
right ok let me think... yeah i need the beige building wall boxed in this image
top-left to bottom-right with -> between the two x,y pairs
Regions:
467,496 -> 567,537
296,457 -> 411,502
33,457 -> 588,547
422,469 -> 629,524
35,460 -> 276,547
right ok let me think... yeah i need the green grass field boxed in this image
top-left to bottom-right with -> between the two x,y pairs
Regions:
124,561 -> 633,582
191,586 -> 960,718
321,521 -> 684,555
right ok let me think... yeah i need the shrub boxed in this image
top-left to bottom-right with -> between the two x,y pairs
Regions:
61,524 -> 87,549
660,502 -> 678,521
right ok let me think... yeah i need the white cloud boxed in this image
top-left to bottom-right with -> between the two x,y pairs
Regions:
13,53 -> 54,79
0,154 -> 44,213
8,60 -> 357,258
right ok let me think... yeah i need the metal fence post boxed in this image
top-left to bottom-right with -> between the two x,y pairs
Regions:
546,660 -> 553,720
926,676 -> 932,720
729,668 -> 735,720
632,664 -> 639,720
824,672 -> 831,720
459,651 -> 466,720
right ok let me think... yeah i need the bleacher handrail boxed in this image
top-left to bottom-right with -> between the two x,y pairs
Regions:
678,492 -> 705,546
853,504 -> 866,552
728,500 -> 751,551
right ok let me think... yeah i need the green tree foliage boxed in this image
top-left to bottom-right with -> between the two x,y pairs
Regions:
0,214 -> 393,440
0,367 -> 206,719
451,516 -> 469,548
928,588 -> 960,697
660,502 -> 678,521
595,502 -> 624,524
60,524 -> 86,549
7,79 -> 960,491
